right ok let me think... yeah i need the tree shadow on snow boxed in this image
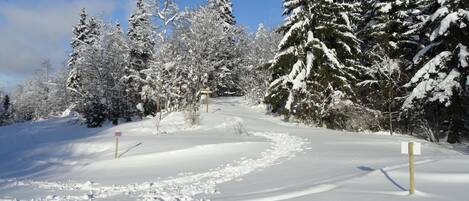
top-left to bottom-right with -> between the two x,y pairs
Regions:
118,142 -> 143,158
0,117 -> 110,180
357,166 -> 407,191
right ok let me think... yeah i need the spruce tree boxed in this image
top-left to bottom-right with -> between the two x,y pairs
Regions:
360,0 -> 418,64
3,95 -> 9,113
67,8 -> 88,96
403,0 -> 469,143
265,0 -> 362,128
74,17 -> 107,127
126,0 -> 156,116
103,23 -> 132,124
0,95 -> 10,126
206,0 -> 241,96
241,24 -> 281,104
356,0 -> 418,133
208,0 -> 236,26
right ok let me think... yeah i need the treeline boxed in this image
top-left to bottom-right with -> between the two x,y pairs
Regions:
267,0 -> 468,143
1,0 -> 467,144
0,0 -> 280,127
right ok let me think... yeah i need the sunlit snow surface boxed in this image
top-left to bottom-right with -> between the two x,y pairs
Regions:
1,97 -> 468,201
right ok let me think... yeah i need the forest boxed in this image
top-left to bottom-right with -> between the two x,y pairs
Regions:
0,0 -> 468,144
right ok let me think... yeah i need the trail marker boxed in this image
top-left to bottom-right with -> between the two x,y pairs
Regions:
401,142 -> 421,195
115,131 -> 122,159
201,89 -> 213,113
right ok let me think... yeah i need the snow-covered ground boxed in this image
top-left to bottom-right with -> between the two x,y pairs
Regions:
0,97 -> 468,201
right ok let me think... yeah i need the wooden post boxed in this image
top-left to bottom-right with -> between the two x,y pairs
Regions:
114,131 -> 122,159
115,136 -> 119,159
408,142 -> 415,195
201,90 -> 213,113
389,87 -> 393,136
205,94 -> 209,112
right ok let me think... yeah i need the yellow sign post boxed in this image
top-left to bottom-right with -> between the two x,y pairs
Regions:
401,141 -> 421,195
408,142 -> 415,195
115,131 -> 122,159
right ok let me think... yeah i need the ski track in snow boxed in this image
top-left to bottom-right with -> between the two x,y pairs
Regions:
1,132 -> 309,201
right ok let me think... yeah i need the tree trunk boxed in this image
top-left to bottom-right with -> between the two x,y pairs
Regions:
447,95 -> 462,144
389,85 -> 393,136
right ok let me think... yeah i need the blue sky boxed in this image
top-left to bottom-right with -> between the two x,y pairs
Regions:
0,0 -> 283,91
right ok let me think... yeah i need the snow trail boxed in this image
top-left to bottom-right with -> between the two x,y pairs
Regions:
1,132 -> 308,201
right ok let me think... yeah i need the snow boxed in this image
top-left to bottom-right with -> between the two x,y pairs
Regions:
278,19 -> 304,49
430,11 -> 460,41
306,51 -> 314,77
289,60 -> 307,91
285,92 -> 295,111
458,43 -> 468,68
430,69 -> 461,106
340,12 -> 351,29
163,62 -> 176,71
379,3 -> 392,14
404,51 -> 455,108
430,6 -> 448,22
319,41 -> 343,69
1,97 -> 469,200
410,51 -> 452,84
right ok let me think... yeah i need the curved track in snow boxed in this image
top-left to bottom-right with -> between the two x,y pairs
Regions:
2,132 -> 308,201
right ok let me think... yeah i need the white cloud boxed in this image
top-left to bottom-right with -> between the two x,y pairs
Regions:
0,0 -> 131,89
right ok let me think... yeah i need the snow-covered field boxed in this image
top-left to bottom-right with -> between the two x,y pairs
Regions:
0,97 -> 468,201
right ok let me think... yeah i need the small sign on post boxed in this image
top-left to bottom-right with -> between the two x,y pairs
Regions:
114,131 -> 122,159
201,89 -> 213,113
401,142 -> 421,195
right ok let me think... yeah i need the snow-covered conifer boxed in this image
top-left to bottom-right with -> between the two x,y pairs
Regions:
265,0 -> 362,129
103,23 -> 132,124
359,0 -> 418,64
355,0 -> 420,133
240,24 -> 281,103
138,0 -> 180,117
0,94 -> 11,126
125,0 -> 156,116
67,8 -> 88,99
208,0 -> 236,26
206,1 -> 242,96
403,0 -> 469,143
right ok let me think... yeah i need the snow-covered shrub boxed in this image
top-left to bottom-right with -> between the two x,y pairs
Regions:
184,109 -> 200,126
232,118 -> 248,136
80,100 -> 107,128
292,89 -> 382,131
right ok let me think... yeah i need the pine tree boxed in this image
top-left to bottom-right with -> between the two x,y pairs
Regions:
0,95 -> 10,126
356,0 -> 419,134
206,0 -> 242,96
403,0 -> 469,143
360,0 -> 417,62
241,24 -> 281,103
67,8 -> 88,96
72,17 -> 107,127
208,0 -> 236,26
138,0 -> 180,118
2,95 -> 8,113
103,23 -> 132,124
265,0 -> 362,129
125,0 -> 156,116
